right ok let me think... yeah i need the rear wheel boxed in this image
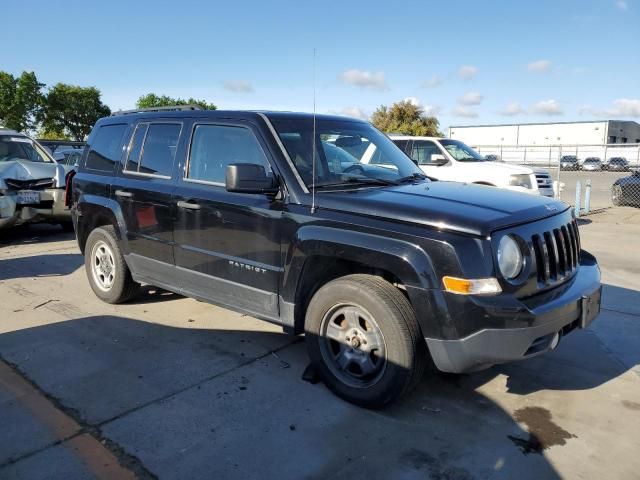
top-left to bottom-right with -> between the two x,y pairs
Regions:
84,226 -> 140,303
305,274 -> 426,408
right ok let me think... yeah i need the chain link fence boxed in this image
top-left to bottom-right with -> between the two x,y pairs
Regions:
472,143 -> 640,212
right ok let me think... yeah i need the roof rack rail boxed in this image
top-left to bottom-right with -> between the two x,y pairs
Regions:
110,104 -> 203,116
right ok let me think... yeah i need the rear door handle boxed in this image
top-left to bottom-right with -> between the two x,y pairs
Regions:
115,189 -> 133,198
177,200 -> 201,210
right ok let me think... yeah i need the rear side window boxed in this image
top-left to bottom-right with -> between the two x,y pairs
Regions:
186,124 -> 271,184
85,124 -> 127,172
125,122 -> 181,177
392,139 -> 409,153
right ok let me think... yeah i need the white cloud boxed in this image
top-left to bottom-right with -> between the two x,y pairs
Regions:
577,104 -> 597,116
336,106 -> 369,120
499,102 -> 525,116
527,60 -> 552,73
403,97 -> 441,116
606,98 -> 640,117
458,65 -> 478,80
452,106 -> 478,118
223,80 -> 254,93
422,75 -> 443,88
339,69 -> 388,90
531,99 -> 563,115
616,0 -> 628,10
458,92 -> 483,106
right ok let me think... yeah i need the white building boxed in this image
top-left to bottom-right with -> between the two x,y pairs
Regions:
448,120 -> 640,147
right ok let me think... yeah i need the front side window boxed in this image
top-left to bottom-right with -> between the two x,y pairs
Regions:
86,124 -> 127,172
187,124 -> 271,184
410,140 -> 442,165
439,139 -> 486,162
270,118 -> 424,189
125,122 -> 181,177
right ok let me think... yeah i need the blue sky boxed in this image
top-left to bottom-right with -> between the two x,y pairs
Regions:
4,0 -> 639,130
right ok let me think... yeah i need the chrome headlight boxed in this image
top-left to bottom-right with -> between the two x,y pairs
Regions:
509,174 -> 533,189
497,235 -> 523,279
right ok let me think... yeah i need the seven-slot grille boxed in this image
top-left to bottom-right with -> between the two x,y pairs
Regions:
531,219 -> 581,286
5,178 -> 55,191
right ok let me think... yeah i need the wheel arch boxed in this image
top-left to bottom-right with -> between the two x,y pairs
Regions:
282,226 -> 438,334
75,194 -> 128,255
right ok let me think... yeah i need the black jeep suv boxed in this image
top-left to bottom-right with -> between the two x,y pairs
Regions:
71,108 -> 601,407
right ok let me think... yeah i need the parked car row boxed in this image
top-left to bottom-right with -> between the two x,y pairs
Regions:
560,155 -> 631,171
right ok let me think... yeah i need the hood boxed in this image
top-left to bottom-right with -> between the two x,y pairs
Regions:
466,161 -> 533,175
316,181 -> 568,237
0,160 -> 66,188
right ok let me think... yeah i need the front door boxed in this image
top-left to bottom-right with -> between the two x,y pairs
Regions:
173,121 -> 282,318
410,140 -> 454,180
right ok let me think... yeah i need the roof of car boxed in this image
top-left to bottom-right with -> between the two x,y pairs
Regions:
102,110 -> 367,124
0,128 -> 25,136
388,135 -> 443,141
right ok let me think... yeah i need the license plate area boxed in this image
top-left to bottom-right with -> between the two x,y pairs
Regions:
17,190 -> 41,205
580,286 -> 602,329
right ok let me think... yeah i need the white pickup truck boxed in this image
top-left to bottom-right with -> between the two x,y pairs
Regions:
389,135 -> 554,197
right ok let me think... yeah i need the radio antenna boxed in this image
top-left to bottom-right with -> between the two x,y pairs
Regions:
311,47 -> 317,214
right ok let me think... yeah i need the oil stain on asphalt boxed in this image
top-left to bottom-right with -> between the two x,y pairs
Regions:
508,406 -> 576,455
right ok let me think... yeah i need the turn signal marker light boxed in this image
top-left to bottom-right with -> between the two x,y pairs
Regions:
442,276 -> 501,295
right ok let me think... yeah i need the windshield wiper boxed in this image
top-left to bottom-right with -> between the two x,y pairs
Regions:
314,176 -> 398,189
395,172 -> 429,183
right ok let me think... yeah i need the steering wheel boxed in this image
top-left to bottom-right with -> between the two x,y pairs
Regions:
343,164 -> 364,174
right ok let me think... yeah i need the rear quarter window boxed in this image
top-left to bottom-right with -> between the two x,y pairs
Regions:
85,124 -> 127,172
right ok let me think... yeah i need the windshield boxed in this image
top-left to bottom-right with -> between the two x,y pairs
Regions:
0,135 -> 53,163
270,118 -> 424,189
439,139 -> 485,162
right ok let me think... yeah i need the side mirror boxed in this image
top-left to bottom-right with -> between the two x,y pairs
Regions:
430,153 -> 448,166
226,163 -> 279,194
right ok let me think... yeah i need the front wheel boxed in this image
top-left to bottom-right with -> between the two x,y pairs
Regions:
84,225 -> 140,303
305,274 -> 427,408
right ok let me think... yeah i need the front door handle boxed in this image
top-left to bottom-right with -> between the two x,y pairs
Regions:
115,189 -> 133,198
177,200 -> 201,210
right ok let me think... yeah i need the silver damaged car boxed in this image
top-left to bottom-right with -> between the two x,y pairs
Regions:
0,129 -> 73,230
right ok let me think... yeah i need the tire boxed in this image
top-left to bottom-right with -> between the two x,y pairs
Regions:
305,274 -> 427,408
84,225 -> 140,304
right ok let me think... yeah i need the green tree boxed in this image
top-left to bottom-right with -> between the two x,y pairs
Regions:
0,71 -> 45,132
371,100 -> 442,137
43,83 -> 111,141
136,93 -> 217,110
37,127 -> 71,140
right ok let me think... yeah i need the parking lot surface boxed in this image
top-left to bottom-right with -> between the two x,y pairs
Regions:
1,208 -> 639,480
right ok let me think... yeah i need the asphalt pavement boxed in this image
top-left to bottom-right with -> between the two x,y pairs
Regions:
0,209 -> 639,480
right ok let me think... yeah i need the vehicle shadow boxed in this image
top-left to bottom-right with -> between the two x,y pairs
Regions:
0,253 -> 83,281
0,314 -> 567,479
0,224 -> 75,246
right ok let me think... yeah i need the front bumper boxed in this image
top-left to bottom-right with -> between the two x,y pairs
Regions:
425,253 -> 601,373
0,188 -> 70,229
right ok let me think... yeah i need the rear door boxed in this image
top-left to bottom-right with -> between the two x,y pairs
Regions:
172,120 -> 283,318
111,120 -> 184,280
